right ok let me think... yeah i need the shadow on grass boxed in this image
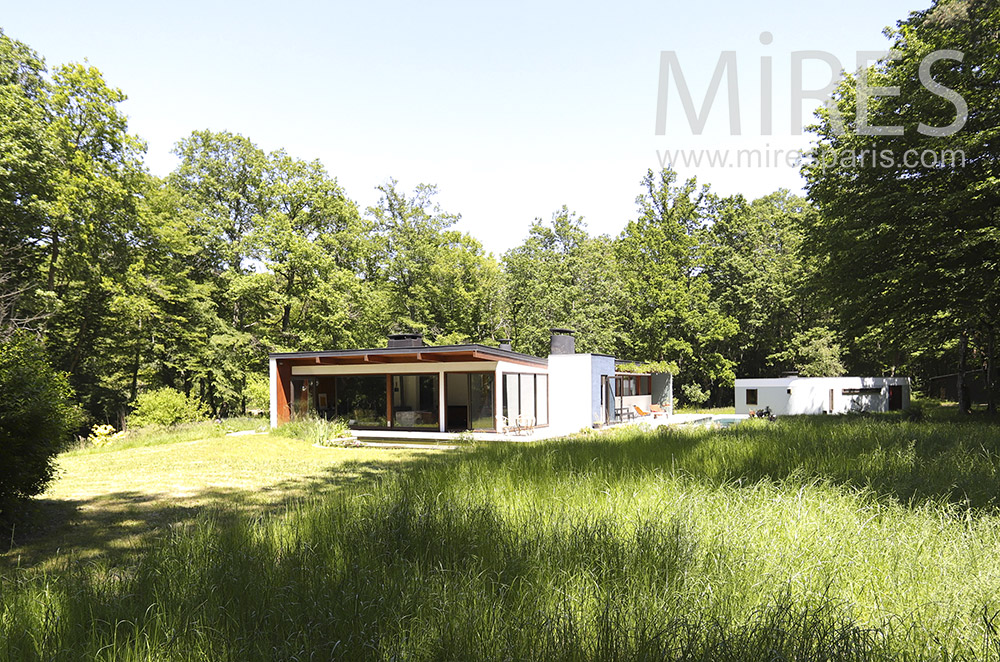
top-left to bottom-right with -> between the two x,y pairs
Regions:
7,412 -> 1000,570
2,453 -> 453,570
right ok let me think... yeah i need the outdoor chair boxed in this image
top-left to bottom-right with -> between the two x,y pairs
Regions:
634,404 -> 667,419
649,404 -> 670,418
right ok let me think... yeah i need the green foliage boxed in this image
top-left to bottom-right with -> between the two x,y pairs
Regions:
128,387 -> 207,429
243,373 -> 270,412
615,360 -> 678,375
0,333 -> 79,512
802,0 -> 1000,400
274,416 -> 353,446
706,191 -> 830,382
502,207 -> 622,355
369,179 -> 503,344
768,326 -> 846,377
85,423 -> 124,448
616,168 -> 737,393
680,382 -> 710,406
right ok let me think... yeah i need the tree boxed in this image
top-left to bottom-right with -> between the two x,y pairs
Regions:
616,168 -> 737,404
803,0 -> 1000,412
0,30 -> 53,297
368,180 -> 503,343
0,333 -> 79,517
706,191 -> 834,382
502,207 -> 622,356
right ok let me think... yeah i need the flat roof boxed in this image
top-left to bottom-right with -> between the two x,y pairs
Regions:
270,343 -> 548,367
735,376 -> 909,387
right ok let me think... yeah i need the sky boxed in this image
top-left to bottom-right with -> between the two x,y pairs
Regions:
3,0 -> 924,254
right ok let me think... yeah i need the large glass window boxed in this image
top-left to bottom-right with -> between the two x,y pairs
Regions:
468,373 -> 495,430
503,373 -> 549,426
290,378 -> 314,419
392,374 -> 439,429
615,375 -> 651,397
335,375 -> 387,427
535,374 -> 548,425
446,372 -> 495,431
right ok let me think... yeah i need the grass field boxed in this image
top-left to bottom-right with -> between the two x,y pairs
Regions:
4,411 -> 1000,660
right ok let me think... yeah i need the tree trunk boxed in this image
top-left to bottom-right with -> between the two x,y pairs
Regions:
957,330 -> 971,415
282,271 -> 294,333
129,343 -> 141,403
988,327 -> 997,415
47,232 -> 59,291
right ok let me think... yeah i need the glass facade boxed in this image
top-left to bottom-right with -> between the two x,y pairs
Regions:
285,369 -> 514,432
502,373 -> 549,426
335,375 -> 387,427
392,374 -> 439,429
445,372 -> 495,431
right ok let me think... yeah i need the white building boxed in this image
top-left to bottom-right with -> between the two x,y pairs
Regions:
734,376 -> 910,416
269,330 -> 673,437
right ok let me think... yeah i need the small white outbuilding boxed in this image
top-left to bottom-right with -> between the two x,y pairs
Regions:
734,376 -> 910,416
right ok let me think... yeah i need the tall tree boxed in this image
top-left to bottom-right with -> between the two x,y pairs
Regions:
706,191 -> 840,381
616,168 -> 736,403
502,207 -> 622,356
368,180 -> 502,343
803,0 -> 1000,412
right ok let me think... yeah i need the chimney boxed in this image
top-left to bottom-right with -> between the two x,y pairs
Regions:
387,332 -> 424,348
498,338 -> 513,352
549,328 -> 576,355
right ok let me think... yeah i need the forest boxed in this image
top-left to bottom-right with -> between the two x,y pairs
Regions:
1,0 -> 997,429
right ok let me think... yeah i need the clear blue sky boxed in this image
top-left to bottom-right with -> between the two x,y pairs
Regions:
4,0 -> 923,254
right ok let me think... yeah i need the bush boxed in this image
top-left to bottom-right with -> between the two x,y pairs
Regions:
680,382 -> 710,406
128,387 -> 207,429
0,333 -> 80,514
274,416 -> 354,446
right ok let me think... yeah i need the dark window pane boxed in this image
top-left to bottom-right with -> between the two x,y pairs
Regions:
336,375 -> 387,427
392,374 -> 439,429
469,373 -> 495,430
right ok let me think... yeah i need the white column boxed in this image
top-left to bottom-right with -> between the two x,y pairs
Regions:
495,365 -> 504,432
438,370 -> 446,432
269,358 -> 278,428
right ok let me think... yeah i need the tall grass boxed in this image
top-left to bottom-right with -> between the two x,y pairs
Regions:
5,416 -> 1000,660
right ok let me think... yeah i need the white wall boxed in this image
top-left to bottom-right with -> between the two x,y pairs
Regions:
548,354 -> 591,435
735,377 -> 910,416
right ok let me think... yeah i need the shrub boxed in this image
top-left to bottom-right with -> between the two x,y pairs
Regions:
128,387 -> 207,429
0,333 -> 80,515
681,382 -> 710,406
274,416 -> 354,446
86,424 -> 126,447
244,373 -> 270,413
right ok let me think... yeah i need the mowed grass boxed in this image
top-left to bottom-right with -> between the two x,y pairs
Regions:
2,424 -> 433,569
4,413 -> 1000,660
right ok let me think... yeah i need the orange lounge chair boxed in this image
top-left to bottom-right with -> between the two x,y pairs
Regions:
634,404 -> 657,418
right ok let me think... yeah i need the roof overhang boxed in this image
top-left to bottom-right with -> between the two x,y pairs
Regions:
271,344 -> 547,369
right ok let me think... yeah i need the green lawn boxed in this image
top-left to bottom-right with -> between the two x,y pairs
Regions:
3,426 -> 436,569
4,413 -> 1000,661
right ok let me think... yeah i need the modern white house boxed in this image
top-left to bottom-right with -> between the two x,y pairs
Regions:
269,329 -> 673,437
734,376 -> 910,416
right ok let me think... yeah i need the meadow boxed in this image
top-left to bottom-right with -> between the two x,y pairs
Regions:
4,410 -> 1000,661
